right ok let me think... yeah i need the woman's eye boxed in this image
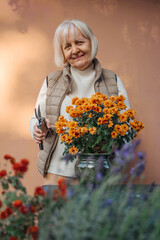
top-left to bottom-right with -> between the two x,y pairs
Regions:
64,45 -> 70,50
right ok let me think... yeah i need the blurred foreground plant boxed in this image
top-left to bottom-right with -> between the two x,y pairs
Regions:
38,140 -> 160,240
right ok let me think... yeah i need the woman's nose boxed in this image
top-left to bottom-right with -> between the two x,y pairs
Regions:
72,44 -> 79,54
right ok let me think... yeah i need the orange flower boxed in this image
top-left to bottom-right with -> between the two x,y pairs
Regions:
103,114 -> 112,121
88,113 -> 93,118
103,100 -> 112,108
13,200 -> 22,208
89,127 -> 97,135
69,146 -> 78,154
67,121 -> 78,128
66,105 -> 74,113
108,107 -> 119,114
92,105 -> 102,113
117,101 -> 127,110
72,97 -> 79,105
111,131 -> 118,139
0,170 -> 7,178
69,109 -> 81,118
58,115 -> 67,122
109,96 -> 117,101
66,136 -> 72,144
97,117 -> 104,125
121,124 -> 129,132
114,124 -> 121,133
60,134 -> 67,142
80,127 -> 88,134
103,108 -> 109,114
108,120 -> 113,128
117,94 -> 126,102
118,113 -> 128,122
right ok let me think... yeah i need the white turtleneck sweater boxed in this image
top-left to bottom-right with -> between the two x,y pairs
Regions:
30,64 -> 130,177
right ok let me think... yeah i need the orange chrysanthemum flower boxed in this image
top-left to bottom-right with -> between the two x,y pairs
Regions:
108,120 -> 113,128
118,113 -> 128,123
121,124 -> 129,132
66,105 -> 74,113
88,113 -> 93,118
89,127 -> 97,135
69,146 -> 78,155
72,97 -> 79,105
111,131 -> 118,139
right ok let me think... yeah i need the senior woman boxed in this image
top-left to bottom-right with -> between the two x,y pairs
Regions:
30,19 -> 130,191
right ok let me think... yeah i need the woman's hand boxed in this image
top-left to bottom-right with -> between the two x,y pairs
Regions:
33,119 -> 51,144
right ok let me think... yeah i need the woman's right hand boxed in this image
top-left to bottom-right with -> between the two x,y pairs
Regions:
33,119 -> 51,144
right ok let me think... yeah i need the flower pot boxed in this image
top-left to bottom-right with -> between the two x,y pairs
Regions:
75,153 -> 113,181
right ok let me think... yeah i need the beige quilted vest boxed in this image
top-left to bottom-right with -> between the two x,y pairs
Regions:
38,59 -> 118,177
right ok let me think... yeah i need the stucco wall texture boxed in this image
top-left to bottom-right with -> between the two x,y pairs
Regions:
0,0 -> 160,194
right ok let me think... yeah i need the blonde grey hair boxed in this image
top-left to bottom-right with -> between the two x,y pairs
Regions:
53,19 -> 98,67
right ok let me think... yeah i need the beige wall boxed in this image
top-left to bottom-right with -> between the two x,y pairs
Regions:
0,0 -> 160,194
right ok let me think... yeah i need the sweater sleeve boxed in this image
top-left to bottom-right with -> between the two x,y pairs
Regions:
117,75 -> 131,110
29,79 -> 47,139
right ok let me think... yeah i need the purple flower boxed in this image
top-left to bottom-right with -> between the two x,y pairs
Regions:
67,188 -> 75,199
106,198 -> 113,205
135,161 -> 145,176
130,167 -> 135,175
87,182 -> 95,191
137,152 -> 146,160
112,166 -> 121,174
114,157 -> 125,166
96,171 -> 103,182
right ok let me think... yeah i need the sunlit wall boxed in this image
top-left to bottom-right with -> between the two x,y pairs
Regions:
0,0 -> 160,194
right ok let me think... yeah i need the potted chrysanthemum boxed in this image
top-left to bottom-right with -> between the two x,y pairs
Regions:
55,93 -> 144,178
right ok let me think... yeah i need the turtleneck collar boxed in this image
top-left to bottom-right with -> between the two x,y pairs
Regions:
63,58 -> 102,84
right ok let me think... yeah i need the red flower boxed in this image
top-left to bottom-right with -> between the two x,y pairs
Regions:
27,226 -> 39,240
20,205 -> 28,214
21,158 -> 29,166
4,154 -> 11,159
10,157 -> 16,164
53,189 -> 59,201
0,200 -> 2,208
19,164 -> 28,173
13,163 -> 21,171
34,187 -> 46,196
13,162 -> 28,174
30,205 -> 36,213
2,191 -> 6,195
0,170 -> 7,177
0,210 -> 8,219
58,178 -> 67,198
12,200 -> 22,208
6,207 -> 13,215
9,237 -> 18,240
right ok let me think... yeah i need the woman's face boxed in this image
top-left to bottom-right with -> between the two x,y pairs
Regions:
61,27 -> 92,71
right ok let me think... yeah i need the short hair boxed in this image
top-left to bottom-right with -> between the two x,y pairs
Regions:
53,19 -> 98,67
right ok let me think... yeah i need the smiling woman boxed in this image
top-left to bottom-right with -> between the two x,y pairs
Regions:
29,19 -> 130,188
